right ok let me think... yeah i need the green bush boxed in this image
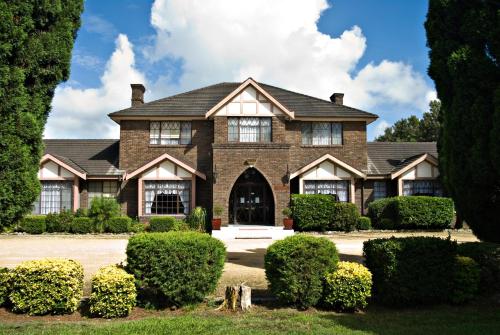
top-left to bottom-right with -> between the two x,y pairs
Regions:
186,207 -> 207,232
89,197 -> 121,231
126,232 -> 225,307
75,208 -> 88,217
363,237 -> 457,306
105,217 -> 132,233
149,216 -> 185,232
368,196 -> 454,229
323,261 -> 372,312
19,215 -> 46,234
379,218 -> 395,230
357,217 -> 372,230
9,258 -> 83,315
45,210 -> 73,233
89,265 -> 136,318
265,234 -> 339,309
0,268 -> 10,307
291,194 -> 334,231
450,256 -> 480,304
457,242 -> 500,294
71,217 -> 94,234
330,202 -> 360,232
130,222 -> 146,233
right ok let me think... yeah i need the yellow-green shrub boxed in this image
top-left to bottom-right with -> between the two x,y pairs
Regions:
323,262 -> 372,312
89,265 -> 136,318
9,259 -> 83,315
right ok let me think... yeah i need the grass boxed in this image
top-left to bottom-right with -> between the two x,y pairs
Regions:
0,302 -> 499,335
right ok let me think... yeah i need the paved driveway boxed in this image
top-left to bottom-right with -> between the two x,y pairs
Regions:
0,230 -> 477,296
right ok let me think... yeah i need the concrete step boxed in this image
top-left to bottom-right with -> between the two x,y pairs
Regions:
211,225 -> 295,240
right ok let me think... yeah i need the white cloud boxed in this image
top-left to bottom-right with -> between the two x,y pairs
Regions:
373,120 -> 391,138
73,52 -> 103,71
45,34 -> 146,139
84,15 -> 118,40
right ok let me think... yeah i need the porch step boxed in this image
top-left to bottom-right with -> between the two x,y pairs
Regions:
211,225 -> 295,240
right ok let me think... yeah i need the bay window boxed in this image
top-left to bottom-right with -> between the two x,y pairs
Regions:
144,180 -> 191,215
228,117 -> 271,142
32,181 -> 73,214
150,121 -> 191,145
403,180 -> 443,196
301,122 -> 342,145
304,180 -> 349,202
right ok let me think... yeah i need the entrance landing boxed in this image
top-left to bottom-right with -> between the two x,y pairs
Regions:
212,225 -> 294,240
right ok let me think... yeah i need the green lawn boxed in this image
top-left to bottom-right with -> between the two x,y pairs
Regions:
1,302 -> 499,335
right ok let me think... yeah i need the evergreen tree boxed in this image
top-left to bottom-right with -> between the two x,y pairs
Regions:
0,1 -> 83,229
426,0 -> 500,242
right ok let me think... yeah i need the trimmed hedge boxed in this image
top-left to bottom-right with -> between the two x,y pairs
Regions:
9,258 -> 83,315
0,268 -> 10,307
71,217 -> 94,234
89,265 -> 136,318
265,234 -> 339,309
291,195 -> 360,232
105,217 -> 132,233
357,217 -> 372,230
457,242 -> 500,294
45,210 -> 73,233
126,232 -> 225,307
19,215 -> 46,234
149,216 -> 185,232
367,196 -> 454,229
323,262 -> 372,312
450,256 -> 480,304
363,237 -> 457,306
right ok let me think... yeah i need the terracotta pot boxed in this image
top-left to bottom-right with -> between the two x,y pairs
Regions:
283,218 -> 294,230
212,218 -> 222,230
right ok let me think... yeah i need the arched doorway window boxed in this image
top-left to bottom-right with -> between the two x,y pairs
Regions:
229,168 -> 274,225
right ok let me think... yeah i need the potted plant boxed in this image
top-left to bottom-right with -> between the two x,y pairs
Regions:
212,205 -> 224,230
282,207 -> 293,230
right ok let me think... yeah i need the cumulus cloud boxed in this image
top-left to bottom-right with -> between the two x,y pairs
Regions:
45,34 -> 146,139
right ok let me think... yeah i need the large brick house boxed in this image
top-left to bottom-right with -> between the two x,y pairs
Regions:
35,78 -> 442,226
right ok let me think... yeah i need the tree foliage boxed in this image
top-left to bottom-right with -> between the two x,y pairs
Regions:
425,0 -> 500,242
376,100 -> 440,142
0,1 -> 83,229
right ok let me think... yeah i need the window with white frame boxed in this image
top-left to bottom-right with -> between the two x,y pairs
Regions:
373,181 -> 387,200
88,181 -> 118,205
32,181 -> 73,214
403,180 -> 443,196
304,180 -> 349,202
301,122 -> 342,145
149,121 -> 191,145
144,180 -> 191,215
228,117 -> 271,142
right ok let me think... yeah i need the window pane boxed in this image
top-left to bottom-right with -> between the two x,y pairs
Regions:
312,122 -> 331,145
161,121 -> 180,145
301,123 -> 312,145
228,118 -> 239,142
331,123 -> 342,145
36,181 -> 73,214
260,118 -> 271,142
144,180 -> 191,215
239,117 -> 259,142
150,122 -> 160,144
180,122 -> 192,144
373,181 -> 387,200
302,180 -> 349,202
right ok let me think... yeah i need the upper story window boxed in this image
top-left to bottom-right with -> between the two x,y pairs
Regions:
150,121 -> 191,145
228,117 -> 271,143
301,122 -> 342,145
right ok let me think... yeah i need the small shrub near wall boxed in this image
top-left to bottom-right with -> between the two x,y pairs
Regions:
265,234 -> 339,309
71,217 -> 94,234
89,197 -> 121,232
9,258 -> 83,315
367,197 -> 394,227
126,232 -> 225,307
330,202 -> 360,232
149,216 -> 186,232
450,256 -> 480,304
89,265 -> 136,318
18,215 -> 46,234
46,210 -> 73,233
105,217 -> 132,233
291,194 -> 334,231
357,217 -> 372,230
457,242 -> 500,294
363,237 -> 457,306
322,262 -> 372,312
0,268 -> 10,307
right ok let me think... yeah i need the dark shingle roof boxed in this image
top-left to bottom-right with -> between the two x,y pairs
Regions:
367,142 -> 438,175
109,81 -> 377,120
43,139 -> 121,176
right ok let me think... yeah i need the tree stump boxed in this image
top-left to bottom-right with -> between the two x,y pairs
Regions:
217,284 -> 252,311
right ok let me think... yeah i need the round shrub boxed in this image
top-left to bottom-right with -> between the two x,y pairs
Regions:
264,234 -> 339,309
46,210 -> 73,233
9,258 -> 83,315
379,218 -> 395,230
89,197 -> 121,231
291,194 -> 335,231
71,217 -> 94,234
149,216 -> 184,232
450,256 -> 480,304
18,215 -> 46,234
357,217 -> 372,230
0,268 -> 11,307
89,265 -> 136,318
105,217 -> 132,233
330,203 -> 360,232
126,232 -> 225,307
323,262 -> 372,312
457,242 -> 500,294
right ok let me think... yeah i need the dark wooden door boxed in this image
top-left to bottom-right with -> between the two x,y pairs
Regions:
233,182 -> 267,224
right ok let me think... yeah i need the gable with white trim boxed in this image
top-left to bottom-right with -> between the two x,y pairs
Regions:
39,161 -> 76,180
141,160 -> 192,180
401,160 -> 439,180
213,86 -> 284,117
301,161 -> 353,180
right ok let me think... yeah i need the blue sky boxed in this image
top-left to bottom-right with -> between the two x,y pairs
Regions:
48,0 -> 435,140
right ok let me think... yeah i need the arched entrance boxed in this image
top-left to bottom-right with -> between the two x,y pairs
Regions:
229,168 -> 274,225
